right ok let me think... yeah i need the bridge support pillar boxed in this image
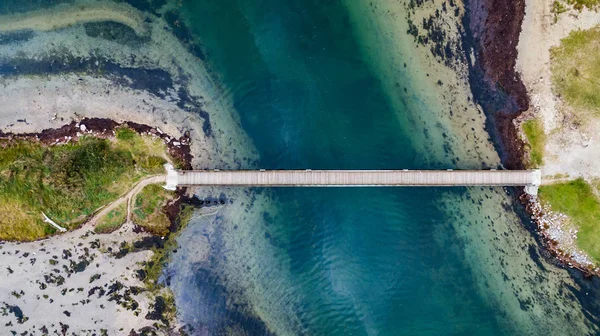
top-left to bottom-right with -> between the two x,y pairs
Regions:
524,169 -> 541,197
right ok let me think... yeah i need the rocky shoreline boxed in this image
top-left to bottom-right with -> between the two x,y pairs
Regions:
522,193 -> 600,277
465,0 -> 600,278
0,118 -> 193,170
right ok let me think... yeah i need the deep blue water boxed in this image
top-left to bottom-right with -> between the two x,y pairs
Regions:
172,0 -> 509,335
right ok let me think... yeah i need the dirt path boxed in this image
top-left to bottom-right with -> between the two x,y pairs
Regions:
86,175 -> 166,228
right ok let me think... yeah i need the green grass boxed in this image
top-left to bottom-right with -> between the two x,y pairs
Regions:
522,118 -> 546,167
539,178 -> 600,262
551,26 -> 600,120
95,203 -> 127,234
132,184 -> 174,237
552,1 -> 569,22
143,204 -> 195,289
0,126 -> 169,241
566,0 -> 600,10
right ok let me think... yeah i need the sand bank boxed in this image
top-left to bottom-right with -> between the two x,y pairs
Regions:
0,2 -> 148,36
0,0 -> 256,169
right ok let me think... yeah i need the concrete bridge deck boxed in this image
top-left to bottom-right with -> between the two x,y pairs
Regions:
164,166 -> 541,194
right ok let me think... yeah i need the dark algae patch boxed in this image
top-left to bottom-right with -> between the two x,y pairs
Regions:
1,303 -> 27,324
0,31 -> 34,45
84,21 -> 150,45
404,0 -> 465,68
0,55 -> 174,100
164,9 -> 207,61
462,0 -> 528,170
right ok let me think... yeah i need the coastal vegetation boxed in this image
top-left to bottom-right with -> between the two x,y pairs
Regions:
551,1 -> 568,22
522,118 -> 546,167
0,126 -> 169,241
95,203 -> 127,234
551,0 -> 599,20
566,0 -> 600,10
132,183 -> 174,236
143,204 -> 195,290
531,24 -> 600,272
539,178 -> 600,262
551,26 -> 600,120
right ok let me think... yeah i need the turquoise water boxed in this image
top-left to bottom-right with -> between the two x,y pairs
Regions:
171,0 -> 503,335
168,1 -> 598,335
0,0 -> 596,334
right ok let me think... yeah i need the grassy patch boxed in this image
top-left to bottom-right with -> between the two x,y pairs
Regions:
566,0 -> 600,10
552,0 -> 600,15
143,204 -> 194,288
552,1 -> 569,22
551,26 -> 600,120
132,184 -> 174,237
0,127 -> 169,241
95,203 -> 127,234
522,118 -> 546,167
539,178 -> 600,262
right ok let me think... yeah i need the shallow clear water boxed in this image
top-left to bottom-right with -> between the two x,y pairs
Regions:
170,0 -> 512,335
154,0 -> 600,335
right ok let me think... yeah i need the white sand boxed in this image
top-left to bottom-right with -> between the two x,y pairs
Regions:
0,226 -> 159,334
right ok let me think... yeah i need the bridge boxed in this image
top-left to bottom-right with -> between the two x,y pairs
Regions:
163,165 -> 542,195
